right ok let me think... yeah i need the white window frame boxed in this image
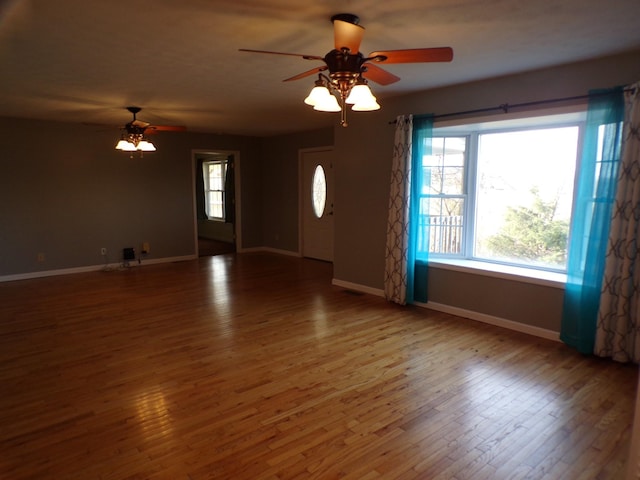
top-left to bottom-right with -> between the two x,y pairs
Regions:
423,107 -> 588,287
203,159 -> 227,221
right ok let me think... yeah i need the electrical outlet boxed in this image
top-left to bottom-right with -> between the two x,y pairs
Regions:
101,247 -> 107,256
37,252 -> 45,262
141,242 -> 150,254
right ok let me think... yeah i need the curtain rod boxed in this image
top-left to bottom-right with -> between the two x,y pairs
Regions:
389,87 -> 636,124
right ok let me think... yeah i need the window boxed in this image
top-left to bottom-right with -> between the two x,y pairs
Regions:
418,136 -> 467,255
417,112 -> 584,273
312,165 -> 327,218
203,160 -> 227,220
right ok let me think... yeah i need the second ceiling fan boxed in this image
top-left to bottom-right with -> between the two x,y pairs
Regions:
240,13 -> 453,126
115,106 -> 186,154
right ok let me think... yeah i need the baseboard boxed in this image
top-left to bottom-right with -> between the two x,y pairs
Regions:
238,247 -> 301,257
1,248 -> 303,282
330,278 -> 560,342
418,301 -> 560,342
332,278 -> 385,297
0,255 -> 197,283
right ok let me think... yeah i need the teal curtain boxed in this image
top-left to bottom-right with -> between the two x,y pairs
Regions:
561,87 -> 625,354
408,115 -> 433,303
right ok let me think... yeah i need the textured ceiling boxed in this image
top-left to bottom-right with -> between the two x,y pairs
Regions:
1,0 -> 639,136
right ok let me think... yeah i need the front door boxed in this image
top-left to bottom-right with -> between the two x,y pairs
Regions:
301,148 -> 334,261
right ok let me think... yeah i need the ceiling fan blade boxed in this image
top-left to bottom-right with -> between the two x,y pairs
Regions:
362,63 -> 401,86
333,19 -> 365,53
239,48 -> 324,61
283,66 -> 328,82
131,119 -> 150,128
145,125 -> 187,134
369,47 -> 453,64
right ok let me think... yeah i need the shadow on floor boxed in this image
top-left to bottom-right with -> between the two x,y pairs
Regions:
198,237 -> 235,257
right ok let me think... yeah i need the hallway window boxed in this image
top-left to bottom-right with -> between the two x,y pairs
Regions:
203,160 -> 227,220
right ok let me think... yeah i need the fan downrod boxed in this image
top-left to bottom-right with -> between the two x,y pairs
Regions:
126,106 -> 141,120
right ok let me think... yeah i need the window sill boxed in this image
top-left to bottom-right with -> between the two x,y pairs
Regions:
427,258 -> 566,289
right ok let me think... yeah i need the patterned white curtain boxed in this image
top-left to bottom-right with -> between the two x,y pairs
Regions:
384,115 -> 413,304
595,82 -> 640,363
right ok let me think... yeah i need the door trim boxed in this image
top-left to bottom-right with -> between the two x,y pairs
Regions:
191,149 -> 242,256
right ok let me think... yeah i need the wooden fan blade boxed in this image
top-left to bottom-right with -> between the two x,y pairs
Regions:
239,49 -> 324,61
362,63 -> 401,86
333,19 -> 364,53
145,125 -> 187,134
369,47 -> 453,64
131,119 -> 150,128
283,66 -> 328,82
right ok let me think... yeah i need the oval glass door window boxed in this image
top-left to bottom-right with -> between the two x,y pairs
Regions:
312,165 -> 327,218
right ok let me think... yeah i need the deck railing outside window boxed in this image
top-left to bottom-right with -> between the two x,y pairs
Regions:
417,214 -> 463,255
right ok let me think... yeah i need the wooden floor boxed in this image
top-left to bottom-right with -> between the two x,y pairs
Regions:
1,253 -> 637,479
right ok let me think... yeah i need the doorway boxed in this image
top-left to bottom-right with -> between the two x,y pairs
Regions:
193,150 -> 241,256
300,147 -> 334,262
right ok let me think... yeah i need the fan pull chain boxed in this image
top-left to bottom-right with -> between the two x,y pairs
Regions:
340,98 -> 348,127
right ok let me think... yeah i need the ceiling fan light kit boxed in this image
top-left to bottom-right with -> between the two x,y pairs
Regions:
304,79 -> 342,112
240,13 -> 452,127
345,81 -> 380,109
115,136 -> 157,152
115,138 -> 138,151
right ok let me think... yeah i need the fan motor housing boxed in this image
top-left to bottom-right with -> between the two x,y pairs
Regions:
125,123 -> 146,135
324,49 -> 366,76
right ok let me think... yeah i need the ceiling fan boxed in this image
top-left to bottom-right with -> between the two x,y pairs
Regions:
240,13 -> 453,126
115,106 -> 186,153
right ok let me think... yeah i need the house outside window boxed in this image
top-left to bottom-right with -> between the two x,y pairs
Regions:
203,160 -> 227,221
417,111 -> 583,273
